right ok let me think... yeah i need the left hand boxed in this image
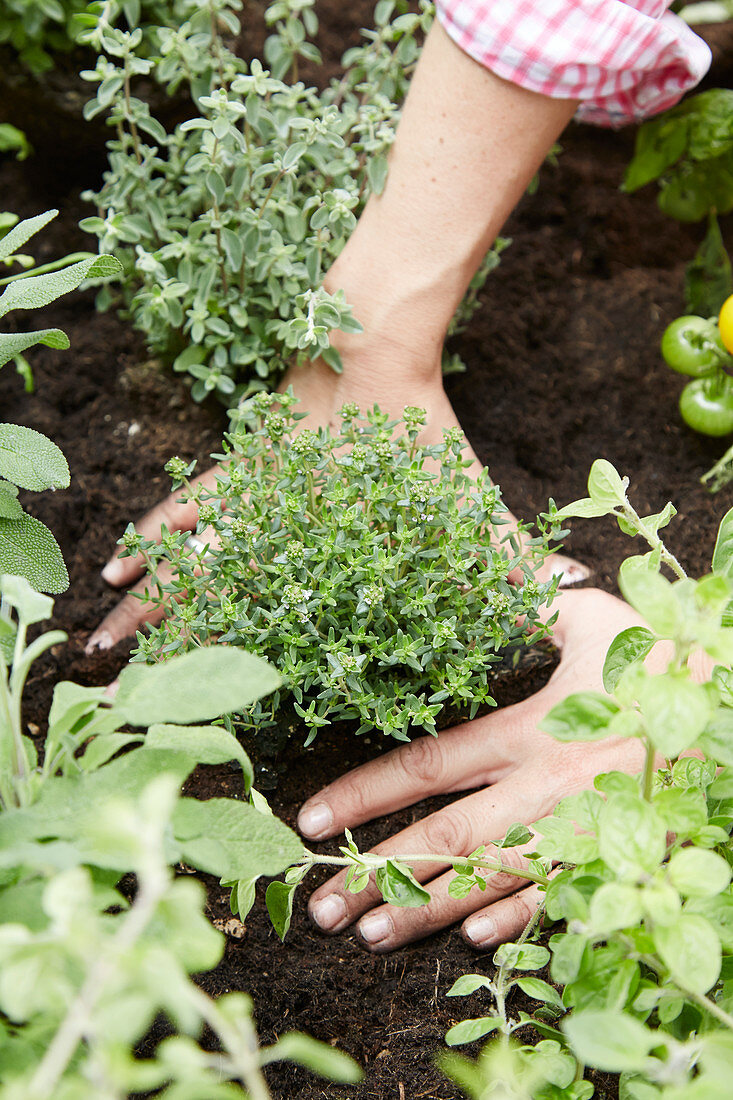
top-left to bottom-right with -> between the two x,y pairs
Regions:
297,588 -> 688,952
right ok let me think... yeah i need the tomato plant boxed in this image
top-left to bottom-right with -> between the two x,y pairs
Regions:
679,376 -> 733,435
659,308 -> 733,447
660,314 -> 727,375
624,89 -> 733,316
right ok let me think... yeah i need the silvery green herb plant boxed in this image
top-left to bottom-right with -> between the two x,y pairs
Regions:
437,460 -> 733,1100
0,210 -> 121,593
0,775 -> 361,1097
78,0 -> 510,403
129,396 -> 557,743
0,573 -> 364,1098
0,0 -> 194,73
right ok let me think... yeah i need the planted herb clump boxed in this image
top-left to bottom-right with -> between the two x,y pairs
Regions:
131,397 -> 557,743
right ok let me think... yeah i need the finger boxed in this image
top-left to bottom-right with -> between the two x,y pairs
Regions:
462,882 -> 546,949
543,553 -> 591,588
297,652 -> 593,844
297,700 -> 542,843
297,593 -> 631,844
355,844 -> 539,953
101,464 -> 223,587
87,532 -> 218,652
85,567 -> 173,654
307,772 -> 542,935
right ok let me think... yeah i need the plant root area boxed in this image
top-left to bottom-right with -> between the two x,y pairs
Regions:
2,14 -> 732,1099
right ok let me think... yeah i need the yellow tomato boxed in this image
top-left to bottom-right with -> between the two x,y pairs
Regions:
719,294 -> 733,355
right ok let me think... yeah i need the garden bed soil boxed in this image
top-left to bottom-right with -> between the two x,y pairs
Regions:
2,11 -> 733,1099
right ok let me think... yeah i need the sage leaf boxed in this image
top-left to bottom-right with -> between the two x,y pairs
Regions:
173,798 -> 303,880
0,327 -> 69,369
0,423 -> 69,491
0,209 -> 57,262
0,515 -> 69,593
145,723 -> 254,791
114,647 -> 281,725
262,1033 -> 362,1082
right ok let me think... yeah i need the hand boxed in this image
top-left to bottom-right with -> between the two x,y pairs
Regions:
298,588 -> 702,953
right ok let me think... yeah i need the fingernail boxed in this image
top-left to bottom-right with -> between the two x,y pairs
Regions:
464,916 -> 497,946
85,630 -> 113,656
102,560 -> 125,585
553,557 -> 591,588
105,679 -> 120,700
311,893 -> 347,932
297,802 -> 333,839
358,912 -> 393,946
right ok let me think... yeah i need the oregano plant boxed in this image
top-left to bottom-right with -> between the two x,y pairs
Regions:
0,0 -> 195,73
433,460 -> 733,1099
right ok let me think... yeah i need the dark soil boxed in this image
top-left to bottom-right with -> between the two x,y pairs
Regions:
2,9 -> 733,1099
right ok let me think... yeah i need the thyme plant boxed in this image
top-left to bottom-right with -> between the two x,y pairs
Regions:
129,397 -> 557,743
79,0 -> 510,403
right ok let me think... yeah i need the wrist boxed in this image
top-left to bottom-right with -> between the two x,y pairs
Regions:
323,221 -> 458,381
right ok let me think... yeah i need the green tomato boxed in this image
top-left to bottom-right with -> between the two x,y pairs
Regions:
679,377 -> 733,436
661,316 -> 726,376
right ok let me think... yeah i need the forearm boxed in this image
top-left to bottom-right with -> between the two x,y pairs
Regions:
325,18 -> 578,374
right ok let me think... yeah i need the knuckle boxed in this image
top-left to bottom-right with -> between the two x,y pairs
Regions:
484,845 -> 527,894
332,774 -> 372,824
393,735 -> 447,791
421,807 -> 471,856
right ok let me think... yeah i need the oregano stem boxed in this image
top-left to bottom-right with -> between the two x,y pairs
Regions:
620,503 -> 687,581
641,736 -> 657,802
301,851 -> 550,887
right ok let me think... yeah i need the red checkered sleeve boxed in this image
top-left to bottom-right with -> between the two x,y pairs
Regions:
435,0 -> 712,127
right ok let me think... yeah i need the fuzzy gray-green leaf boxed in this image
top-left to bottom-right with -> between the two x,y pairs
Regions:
0,479 -> 23,519
0,327 -> 70,369
114,647 -> 281,726
0,209 -> 57,263
173,798 -> 303,880
0,423 -> 70,491
0,514 -> 69,593
0,254 -> 122,319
